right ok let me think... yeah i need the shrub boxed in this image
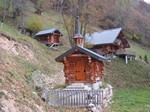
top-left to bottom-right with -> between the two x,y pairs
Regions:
132,33 -> 142,43
139,55 -> 142,60
144,54 -> 149,64
26,17 -> 44,35
53,84 -> 68,89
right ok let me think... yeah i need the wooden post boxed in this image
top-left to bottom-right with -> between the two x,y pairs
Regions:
125,55 -> 128,64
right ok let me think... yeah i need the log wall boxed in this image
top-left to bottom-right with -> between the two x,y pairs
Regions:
63,56 -> 104,84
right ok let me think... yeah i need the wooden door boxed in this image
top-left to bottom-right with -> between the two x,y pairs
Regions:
75,59 -> 86,81
51,35 -> 59,43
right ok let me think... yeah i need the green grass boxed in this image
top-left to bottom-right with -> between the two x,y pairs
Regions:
0,0 -> 3,9
53,84 -> 68,89
0,22 -> 36,47
0,22 -> 19,36
105,50 -> 150,112
26,12 -> 60,30
0,22 -> 66,74
129,41 -> 150,62
0,21 -> 67,111
105,58 -> 150,88
112,88 -> 150,112
26,10 -> 68,36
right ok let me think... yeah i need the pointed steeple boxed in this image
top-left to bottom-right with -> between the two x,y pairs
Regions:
73,16 -> 84,47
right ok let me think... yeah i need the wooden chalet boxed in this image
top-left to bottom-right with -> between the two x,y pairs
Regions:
86,28 -> 131,56
34,28 -> 63,46
55,34 -> 107,85
86,28 -> 135,63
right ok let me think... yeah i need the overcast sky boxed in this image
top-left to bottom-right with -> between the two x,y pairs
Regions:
144,0 -> 150,4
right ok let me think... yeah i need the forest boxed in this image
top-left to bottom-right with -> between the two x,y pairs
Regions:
1,0 -> 150,47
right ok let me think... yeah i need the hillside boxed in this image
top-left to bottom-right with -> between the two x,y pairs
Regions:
105,58 -> 150,88
0,23 -> 150,112
0,22 -> 89,112
104,40 -> 150,88
0,0 -> 150,112
104,47 -> 150,111
0,22 -> 67,111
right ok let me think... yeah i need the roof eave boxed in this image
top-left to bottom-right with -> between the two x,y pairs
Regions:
55,47 -> 76,62
76,46 -> 108,61
92,42 -> 114,46
120,31 -> 131,48
55,46 -> 108,62
34,28 -> 63,37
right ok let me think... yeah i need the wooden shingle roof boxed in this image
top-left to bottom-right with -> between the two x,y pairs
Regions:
55,46 -> 108,62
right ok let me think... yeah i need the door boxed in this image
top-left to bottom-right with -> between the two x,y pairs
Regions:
75,59 -> 86,81
51,35 -> 59,43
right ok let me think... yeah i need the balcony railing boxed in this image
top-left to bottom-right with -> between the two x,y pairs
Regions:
116,49 -> 135,56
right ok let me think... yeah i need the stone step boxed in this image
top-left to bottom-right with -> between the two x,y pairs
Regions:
65,86 -> 86,89
70,83 -> 84,87
65,83 -> 92,90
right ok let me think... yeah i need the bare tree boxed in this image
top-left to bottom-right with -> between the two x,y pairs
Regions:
59,0 -> 91,47
34,0 -> 43,15
2,0 -> 11,22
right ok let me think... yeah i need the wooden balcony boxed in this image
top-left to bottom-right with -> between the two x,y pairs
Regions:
116,49 -> 136,56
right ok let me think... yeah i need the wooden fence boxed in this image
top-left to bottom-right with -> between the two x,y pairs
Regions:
46,89 -> 104,107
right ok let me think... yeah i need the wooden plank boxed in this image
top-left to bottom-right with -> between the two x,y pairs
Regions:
70,90 -> 73,106
48,89 -> 103,107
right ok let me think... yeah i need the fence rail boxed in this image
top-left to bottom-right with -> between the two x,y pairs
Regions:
47,89 -> 104,107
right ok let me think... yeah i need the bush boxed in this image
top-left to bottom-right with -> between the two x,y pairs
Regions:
132,33 -> 142,43
139,55 -> 142,60
144,54 -> 149,64
26,17 -> 44,35
53,84 -> 68,89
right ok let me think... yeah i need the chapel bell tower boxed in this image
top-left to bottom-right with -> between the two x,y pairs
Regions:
73,16 -> 84,47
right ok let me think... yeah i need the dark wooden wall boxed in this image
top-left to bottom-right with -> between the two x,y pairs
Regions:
36,33 -> 60,45
93,44 -> 119,56
91,32 -> 129,56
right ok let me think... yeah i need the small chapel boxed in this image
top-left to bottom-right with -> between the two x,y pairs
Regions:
55,17 -> 108,89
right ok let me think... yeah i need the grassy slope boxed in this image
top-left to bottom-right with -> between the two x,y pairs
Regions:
105,58 -> 150,88
0,5 -> 72,110
129,41 -> 150,62
0,2 -> 150,111
104,41 -> 150,112
0,22 -> 66,73
112,88 -> 150,112
0,22 -> 69,111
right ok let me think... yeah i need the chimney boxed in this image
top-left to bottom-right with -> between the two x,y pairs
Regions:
73,16 -> 84,47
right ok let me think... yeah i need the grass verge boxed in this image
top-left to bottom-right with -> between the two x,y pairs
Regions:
112,88 -> 150,112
